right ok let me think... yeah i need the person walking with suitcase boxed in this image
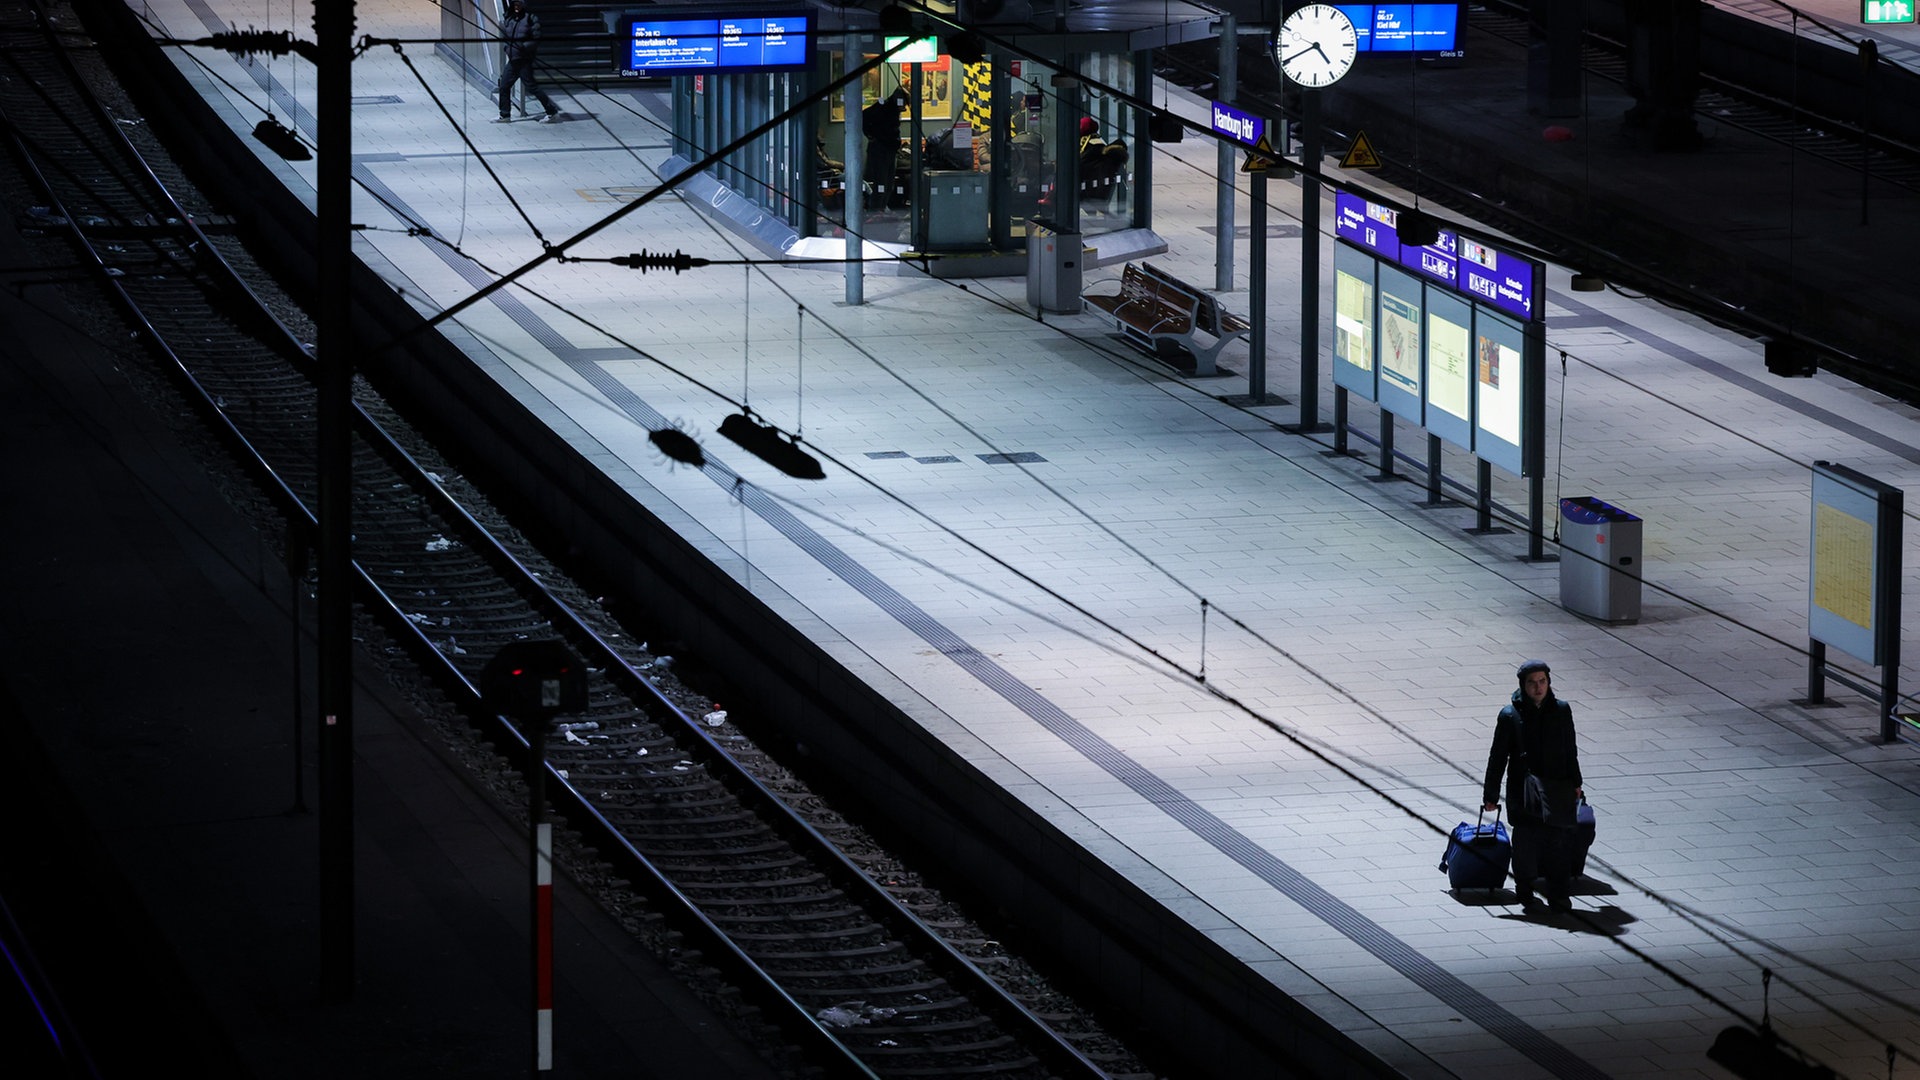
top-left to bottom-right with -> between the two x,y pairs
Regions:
494,0 -> 561,123
1482,659 -> 1585,913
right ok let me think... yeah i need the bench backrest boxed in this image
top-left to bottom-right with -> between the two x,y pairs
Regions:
1191,292 -> 1225,335
1142,262 -> 1232,333
1120,263 -> 1199,320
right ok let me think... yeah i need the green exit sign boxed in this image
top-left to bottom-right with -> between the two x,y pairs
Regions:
1864,0 -> 1915,23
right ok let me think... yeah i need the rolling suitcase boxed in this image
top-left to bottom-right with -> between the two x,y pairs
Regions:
1570,798 -> 1597,877
1440,811 -> 1512,891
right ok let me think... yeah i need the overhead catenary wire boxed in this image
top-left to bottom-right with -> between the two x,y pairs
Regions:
135,12 -> 1920,1060
253,0 -> 1909,824
439,213 -> 1920,1074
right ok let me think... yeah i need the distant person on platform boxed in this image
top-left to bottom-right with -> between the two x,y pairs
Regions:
495,0 -> 561,123
862,89 -> 910,198
1077,117 -> 1127,186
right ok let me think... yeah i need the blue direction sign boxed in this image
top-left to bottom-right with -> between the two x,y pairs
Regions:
1211,101 -> 1267,148
1456,235 -> 1537,322
1333,190 -> 1539,321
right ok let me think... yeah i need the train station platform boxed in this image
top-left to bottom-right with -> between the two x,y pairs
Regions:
11,0 -> 1920,1077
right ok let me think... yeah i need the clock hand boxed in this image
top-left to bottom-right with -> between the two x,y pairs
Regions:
1283,42 -> 1325,65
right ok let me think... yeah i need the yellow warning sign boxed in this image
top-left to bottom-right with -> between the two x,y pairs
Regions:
1341,130 -> 1382,170
1241,132 -> 1280,173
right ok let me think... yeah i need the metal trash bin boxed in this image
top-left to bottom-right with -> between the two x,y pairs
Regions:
1559,496 -> 1642,623
1026,217 -> 1082,314
920,171 -> 989,248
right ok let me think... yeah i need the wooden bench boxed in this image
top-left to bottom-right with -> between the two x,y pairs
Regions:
1082,262 -> 1249,376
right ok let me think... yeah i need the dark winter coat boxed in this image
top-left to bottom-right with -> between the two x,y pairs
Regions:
1483,689 -> 1582,825
502,6 -> 540,63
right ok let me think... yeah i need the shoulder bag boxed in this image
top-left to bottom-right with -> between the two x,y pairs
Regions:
1511,711 -> 1550,822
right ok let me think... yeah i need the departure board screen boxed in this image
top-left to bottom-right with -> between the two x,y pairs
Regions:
621,11 -> 810,76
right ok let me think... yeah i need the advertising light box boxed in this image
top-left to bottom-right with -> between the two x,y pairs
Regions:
620,10 -> 811,77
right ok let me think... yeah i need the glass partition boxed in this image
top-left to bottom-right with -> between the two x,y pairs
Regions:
676,37 -> 1149,255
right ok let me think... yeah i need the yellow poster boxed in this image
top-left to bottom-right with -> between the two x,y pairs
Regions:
1813,503 -> 1874,629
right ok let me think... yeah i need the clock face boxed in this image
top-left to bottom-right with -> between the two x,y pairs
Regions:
1277,4 -> 1359,89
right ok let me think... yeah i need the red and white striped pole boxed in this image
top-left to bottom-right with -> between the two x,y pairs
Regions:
479,645 -> 580,1075
529,699 -> 553,1073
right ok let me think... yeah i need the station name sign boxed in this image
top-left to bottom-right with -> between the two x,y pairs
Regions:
618,9 -> 811,77
1210,101 -> 1267,148
1333,190 -> 1539,322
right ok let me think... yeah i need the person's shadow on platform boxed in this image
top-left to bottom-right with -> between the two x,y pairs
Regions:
1450,876 -> 1635,936
1500,904 -> 1636,936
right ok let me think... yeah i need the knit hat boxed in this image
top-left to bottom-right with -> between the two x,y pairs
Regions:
1516,659 -> 1551,684
1079,117 -> 1098,136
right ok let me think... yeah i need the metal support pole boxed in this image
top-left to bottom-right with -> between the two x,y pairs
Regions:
1055,61 -> 1081,228
1525,319 -> 1548,559
845,63 -> 863,305
1332,386 -> 1348,455
1473,458 -> 1495,533
1529,473 -> 1546,561
1878,482 -> 1903,741
1297,92 -> 1325,430
1249,169 -> 1268,399
909,63 -> 925,252
316,0 -> 357,1005
1425,433 -> 1443,505
286,534 -> 308,814
1216,15 -> 1237,293
1808,639 -> 1827,705
1882,655 -> 1901,743
1861,38 -> 1876,227
1374,410 -> 1395,480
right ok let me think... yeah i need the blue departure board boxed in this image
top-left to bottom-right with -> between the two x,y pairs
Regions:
621,11 -> 810,76
1334,4 -> 1462,54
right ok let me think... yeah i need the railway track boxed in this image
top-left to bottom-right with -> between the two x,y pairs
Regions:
1158,0 -> 1920,395
1469,0 -> 1920,194
0,2 -> 1156,1077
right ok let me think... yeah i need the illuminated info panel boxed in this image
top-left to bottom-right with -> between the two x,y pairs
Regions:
1810,462 -> 1903,665
1332,189 -> 1541,475
1331,242 -> 1530,475
621,12 -> 811,76
1376,264 -> 1424,422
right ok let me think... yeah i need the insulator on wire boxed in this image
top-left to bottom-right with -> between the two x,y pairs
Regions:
611,249 -> 705,274
204,29 -> 312,60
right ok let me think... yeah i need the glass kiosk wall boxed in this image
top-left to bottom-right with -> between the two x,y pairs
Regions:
668,35 -> 1146,254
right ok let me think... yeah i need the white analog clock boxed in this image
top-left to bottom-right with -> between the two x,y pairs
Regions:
1276,4 -> 1359,89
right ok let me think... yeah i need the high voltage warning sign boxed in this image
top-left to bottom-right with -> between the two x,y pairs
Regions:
1341,130 -> 1382,170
